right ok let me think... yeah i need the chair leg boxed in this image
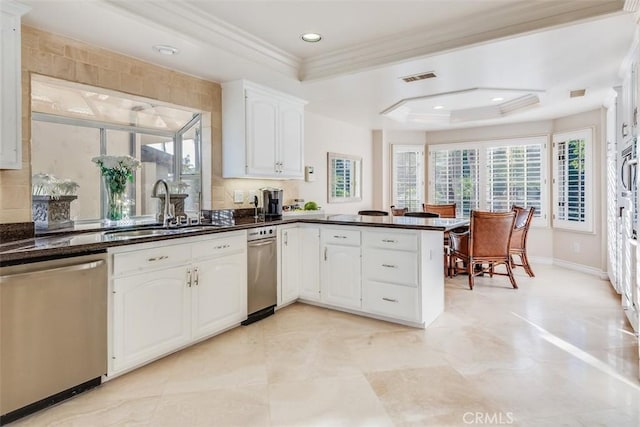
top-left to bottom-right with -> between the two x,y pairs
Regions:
521,252 -> 535,277
505,261 -> 518,289
468,261 -> 474,290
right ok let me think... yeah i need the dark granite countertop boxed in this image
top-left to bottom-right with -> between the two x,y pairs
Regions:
0,215 -> 468,266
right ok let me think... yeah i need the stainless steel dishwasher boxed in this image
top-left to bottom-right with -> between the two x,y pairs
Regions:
0,253 -> 107,425
243,225 -> 277,325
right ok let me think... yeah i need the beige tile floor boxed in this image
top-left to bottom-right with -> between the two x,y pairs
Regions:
11,265 -> 640,426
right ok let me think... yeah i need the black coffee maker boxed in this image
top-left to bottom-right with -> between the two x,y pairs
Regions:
260,187 -> 283,219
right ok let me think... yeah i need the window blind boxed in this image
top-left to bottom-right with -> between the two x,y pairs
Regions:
555,138 -> 586,222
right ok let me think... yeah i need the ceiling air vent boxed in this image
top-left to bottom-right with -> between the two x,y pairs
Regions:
400,71 -> 437,83
570,89 -> 586,98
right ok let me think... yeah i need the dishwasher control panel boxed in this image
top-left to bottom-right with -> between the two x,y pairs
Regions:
247,225 -> 277,241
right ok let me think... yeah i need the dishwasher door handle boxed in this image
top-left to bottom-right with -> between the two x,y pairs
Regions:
248,239 -> 276,248
0,260 -> 105,280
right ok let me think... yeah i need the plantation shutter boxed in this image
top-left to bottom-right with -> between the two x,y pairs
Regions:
393,146 -> 424,211
431,148 -> 480,217
486,144 -> 543,215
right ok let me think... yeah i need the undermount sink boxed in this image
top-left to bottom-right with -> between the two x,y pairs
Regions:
103,225 -> 222,240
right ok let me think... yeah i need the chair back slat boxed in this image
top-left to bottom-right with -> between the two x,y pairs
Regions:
470,210 -> 516,258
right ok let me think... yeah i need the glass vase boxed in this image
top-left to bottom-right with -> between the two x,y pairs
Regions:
105,183 -> 125,222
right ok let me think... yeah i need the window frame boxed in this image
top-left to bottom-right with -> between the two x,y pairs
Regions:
391,144 -> 425,211
551,128 -> 593,233
428,136 -> 549,227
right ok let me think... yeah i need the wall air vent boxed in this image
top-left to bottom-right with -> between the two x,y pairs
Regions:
400,71 -> 437,83
570,89 -> 586,98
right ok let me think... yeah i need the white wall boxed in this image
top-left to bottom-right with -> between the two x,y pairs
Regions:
302,111 -> 373,214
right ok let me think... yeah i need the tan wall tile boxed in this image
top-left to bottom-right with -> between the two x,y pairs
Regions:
0,168 -> 30,186
85,51 -> 111,70
25,49 -> 53,75
64,45 -> 89,62
119,73 -> 143,95
0,186 -> 31,209
108,57 -> 132,75
75,62 -> 99,85
97,67 -> 120,90
39,37 -> 66,56
52,55 -> 76,81
0,209 -> 31,223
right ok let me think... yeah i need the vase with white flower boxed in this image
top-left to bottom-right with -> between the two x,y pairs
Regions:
92,155 -> 141,221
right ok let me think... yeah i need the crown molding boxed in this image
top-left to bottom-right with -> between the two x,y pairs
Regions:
103,0 -> 625,83
300,1 -> 626,81
103,0 -> 301,80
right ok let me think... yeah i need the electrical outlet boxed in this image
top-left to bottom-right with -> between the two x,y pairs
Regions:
233,190 -> 244,203
572,242 -> 581,253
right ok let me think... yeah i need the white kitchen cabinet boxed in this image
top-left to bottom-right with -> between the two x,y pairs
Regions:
109,231 -> 247,376
298,226 -> 321,301
321,228 -> 361,309
191,233 -> 247,340
222,79 -> 306,179
112,265 -> 191,374
279,225 -> 300,306
0,1 -> 30,169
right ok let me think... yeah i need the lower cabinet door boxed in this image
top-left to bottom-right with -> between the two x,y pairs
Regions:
280,227 -> 300,306
322,244 -> 361,309
112,266 -> 191,373
191,252 -> 247,340
299,227 -> 321,301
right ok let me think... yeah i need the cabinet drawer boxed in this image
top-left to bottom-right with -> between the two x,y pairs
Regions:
363,231 -> 417,252
322,229 -> 360,246
113,244 -> 191,276
363,248 -> 418,287
363,280 -> 419,321
191,233 -> 246,259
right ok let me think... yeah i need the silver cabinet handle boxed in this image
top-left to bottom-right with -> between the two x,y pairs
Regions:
382,264 -> 398,268
284,231 -> 288,246
213,244 -> 230,250
382,297 -> 398,303
324,247 -> 328,261
333,235 -> 347,239
382,239 -> 397,243
186,268 -> 192,287
193,267 -> 199,286
147,255 -> 168,262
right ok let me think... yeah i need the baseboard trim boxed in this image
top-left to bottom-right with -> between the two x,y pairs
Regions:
529,256 -> 607,279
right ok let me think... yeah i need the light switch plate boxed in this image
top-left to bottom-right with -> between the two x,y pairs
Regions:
233,190 -> 244,203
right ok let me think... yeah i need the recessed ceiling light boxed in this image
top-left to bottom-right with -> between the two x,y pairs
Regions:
301,33 -> 322,43
433,105 -> 445,110
153,45 -> 179,55
492,97 -> 504,102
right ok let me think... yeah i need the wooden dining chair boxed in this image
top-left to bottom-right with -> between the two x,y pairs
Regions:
390,206 -> 408,216
403,211 -> 439,218
423,203 -> 457,276
423,203 -> 456,218
449,210 -> 517,290
358,210 -> 389,216
510,205 -> 535,277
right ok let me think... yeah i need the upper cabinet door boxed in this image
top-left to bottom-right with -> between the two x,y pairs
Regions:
222,80 -> 306,179
245,89 -> 278,176
0,2 -> 30,169
279,100 -> 304,178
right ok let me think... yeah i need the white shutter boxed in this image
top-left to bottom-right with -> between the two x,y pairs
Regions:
552,129 -> 592,232
430,148 -> 480,217
392,145 -> 424,211
486,144 -> 543,215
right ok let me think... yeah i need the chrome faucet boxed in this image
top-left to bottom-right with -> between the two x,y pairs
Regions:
152,179 -> 174,227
